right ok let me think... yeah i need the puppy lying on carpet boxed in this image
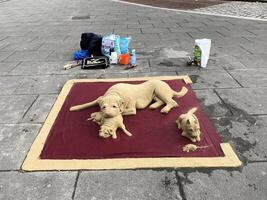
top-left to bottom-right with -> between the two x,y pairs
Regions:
88,112 -> 132,139
176,107 -> 201,142
70,80 -> 188,115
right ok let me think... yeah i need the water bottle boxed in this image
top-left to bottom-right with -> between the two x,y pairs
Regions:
130,49 -> 136,67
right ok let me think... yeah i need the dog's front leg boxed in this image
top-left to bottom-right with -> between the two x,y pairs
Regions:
119,122 -> 132,137
87,112 -> 103,125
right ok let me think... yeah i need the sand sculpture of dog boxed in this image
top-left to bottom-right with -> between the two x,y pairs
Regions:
176,107 -> 201,142
88,112 -> 132,139
70,80 -> 188,138
70,80 -> 188,115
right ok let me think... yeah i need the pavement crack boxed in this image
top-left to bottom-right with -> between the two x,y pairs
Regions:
22,95 -> 39,120
213,89 -> 234,115
175,171 -> 187,200
72,171 -> 81,200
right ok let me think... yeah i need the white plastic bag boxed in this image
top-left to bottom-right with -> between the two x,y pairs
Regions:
195,39 -> 211,68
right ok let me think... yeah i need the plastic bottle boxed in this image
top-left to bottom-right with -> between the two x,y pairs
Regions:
130,49 -> 136,66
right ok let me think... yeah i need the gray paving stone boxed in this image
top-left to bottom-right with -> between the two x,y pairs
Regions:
0,95 -> 37,123
194,89 -> 230,117
0,36 -> 36,44
228,68 -> 267,87
38,42 -> 77,52
221,61 -> 247,70
0,76 -> 24,95
98,72 -> 129,79
3,51 -> 52,62
1,41 -> 43,51
0,62 -> 19,75
213,116 -> 267,161
0,124 -> 41,170
114,28 -> 141,35
131,33 -> 160,42
236,54 -> 267,69
75,170 -> 181,200
179,163 -> 267,200
180,70 -> 241,89
0,41 -> 9,50
0,171 -> 76,200
129,71 -> 177,78
0,51 -> 14,62
128,23 -> 153,28
9,61 -> 69,75
141,28 -> 170,34
22,95 -> 57,123
158,32 -> 192,41
13,75 -> 71,94
46,51 -> 74,61
216,87 -> 267,115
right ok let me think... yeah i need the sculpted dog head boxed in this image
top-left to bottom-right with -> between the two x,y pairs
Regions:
97,94 -> 124,118
176,107 -> 201,143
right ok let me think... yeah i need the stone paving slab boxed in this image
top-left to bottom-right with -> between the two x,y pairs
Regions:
178,70 -> 241,89
0,51 -> 14,62
0,124 -> 41,170
13,75 -> 72,94
1,41 -> 44,51
194,89 -> 230,117
3,51 -> 52,62
215,87 -> 267,115
9,61 -> 69,76
75,170 -> 181,200
22,95 -> 57,123
234,54 -> 267,69
0,76 -> 25,95
178,163 -> 267,200
0,95 -> 37,123
212,116 -> 267,162
0,171 -> 77,200
0,62 -> 20,75
228,68 -> 267,87
129,71 -> 177,77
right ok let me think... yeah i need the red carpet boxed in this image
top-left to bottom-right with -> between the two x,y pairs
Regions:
40,79 -> 224,159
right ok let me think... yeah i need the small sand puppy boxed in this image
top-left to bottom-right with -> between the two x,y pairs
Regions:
176,107 -> 201,142
88,112 -> 132,139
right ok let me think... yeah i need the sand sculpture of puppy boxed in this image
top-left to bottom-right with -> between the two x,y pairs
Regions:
176,107 -> 201,142
70,80 -> 188,115
88,112 -> 132,139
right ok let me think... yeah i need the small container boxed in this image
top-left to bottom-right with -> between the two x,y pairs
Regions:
130,49 -> 136,66
119,54 -> 130,65
110,51 -> 118,64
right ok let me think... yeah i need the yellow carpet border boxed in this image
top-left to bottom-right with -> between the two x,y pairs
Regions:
21,75 -> 241,171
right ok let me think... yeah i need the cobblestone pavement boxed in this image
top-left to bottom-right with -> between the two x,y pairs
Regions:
193,1 -> 267,20
0,0 -> 267,199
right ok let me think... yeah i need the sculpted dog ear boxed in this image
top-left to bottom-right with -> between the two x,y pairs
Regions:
176,117 -> 183,129
118,98 -> 125,113
97,96 -> 104,106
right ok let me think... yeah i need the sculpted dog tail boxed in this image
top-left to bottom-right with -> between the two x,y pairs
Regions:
173,86 -> 188,98
69,99 -> 99,111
